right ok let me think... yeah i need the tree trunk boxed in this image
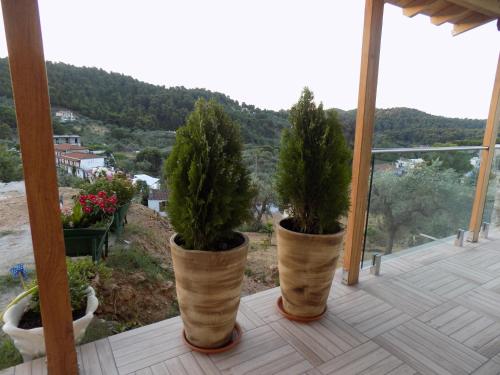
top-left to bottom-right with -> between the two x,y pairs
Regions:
255,197 -> 269,224
385,229 -> 396,254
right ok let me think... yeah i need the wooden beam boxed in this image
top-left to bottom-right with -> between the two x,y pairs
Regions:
343,0 -> 384,286
469,53 -> 500,242
0,1 -> 79,374
445,0 -> 500,18
403,0 -> 440,17
452,13 -> 495,35
423,0 -> 456,16
431,4 -> 471,25
386,0 -> 416,7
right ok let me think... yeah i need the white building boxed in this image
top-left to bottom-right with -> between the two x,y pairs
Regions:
133,174 -> 160,190
54,144 -> 105,179
148,190 -> 167,217
54,110 -> 77,122
470,156 -> 481,169
395,158 -> 425,174
53,135 -> 81,145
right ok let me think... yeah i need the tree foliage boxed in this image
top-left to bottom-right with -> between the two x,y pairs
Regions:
0,123 -> 12,140
276,88 -> 351,234
369,162 -> 473,254
135,147 -> 164,176
165,99 -> 253,250
0,144 -> 22,182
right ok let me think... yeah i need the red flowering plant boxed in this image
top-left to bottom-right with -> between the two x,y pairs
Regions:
61,191 -> 118,229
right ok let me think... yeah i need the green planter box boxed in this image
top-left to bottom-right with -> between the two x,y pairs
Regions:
111,202 -> 130,237
64,218 -> 113,262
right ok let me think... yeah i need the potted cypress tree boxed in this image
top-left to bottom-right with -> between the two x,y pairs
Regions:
276,88 -> 351,320
165,99 -> 253,352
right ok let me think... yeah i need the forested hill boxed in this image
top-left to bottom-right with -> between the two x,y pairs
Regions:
0,58 -> 289,145
335,108 -> 486,147
0,58 -> 486,147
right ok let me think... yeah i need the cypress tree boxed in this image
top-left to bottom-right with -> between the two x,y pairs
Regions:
165,99 -> 253,250
276,88 -> 351,234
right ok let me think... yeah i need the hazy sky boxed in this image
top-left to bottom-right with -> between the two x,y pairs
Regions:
0,0 -> 498,119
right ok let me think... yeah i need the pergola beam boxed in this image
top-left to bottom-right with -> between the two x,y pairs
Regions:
431,4 -> 472,25
452,13 -> 495,35
343,0 -> 385,286
1,0 -> 78,374
469,53 -> 500,242
403,0 -> 441,18
446,0 -> 500,17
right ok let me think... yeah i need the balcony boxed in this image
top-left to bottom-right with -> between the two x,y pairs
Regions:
1,0 -> 499,374
3,230 -> 500,374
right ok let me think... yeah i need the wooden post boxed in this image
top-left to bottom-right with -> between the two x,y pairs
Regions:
343,0 -> 384,285
469,53 -> 500,242
1,0 -> 79,373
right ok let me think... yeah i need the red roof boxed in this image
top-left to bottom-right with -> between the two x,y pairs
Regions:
54,144 -> 87,151
61,153 -> 103,161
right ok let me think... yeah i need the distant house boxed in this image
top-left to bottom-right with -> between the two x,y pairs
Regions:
395,158 -> 425,175
133,174 -> 160,190
53,134 -> 81,145
148,190 -> 167,217
54,143 -> 105,179
470,156 -> 481,169
54,110 -> 77,122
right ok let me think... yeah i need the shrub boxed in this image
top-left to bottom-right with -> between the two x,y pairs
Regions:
164,99 -> 253,250
276,88 -> 351,234
80,173 -> 135,206
29,258 -> 111,314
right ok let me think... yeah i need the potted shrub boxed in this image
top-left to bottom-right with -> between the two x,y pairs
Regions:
276,88 -> 351,320
1,259 -> 104,361
165,99 -> 253,352
62,191 -> 117,261
80,172 -> 135,236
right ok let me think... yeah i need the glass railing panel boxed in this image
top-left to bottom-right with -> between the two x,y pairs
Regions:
482,147 -> 500,230
362,148 -> 482,266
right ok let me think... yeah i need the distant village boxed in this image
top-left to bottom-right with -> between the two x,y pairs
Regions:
53,111 -> 167,216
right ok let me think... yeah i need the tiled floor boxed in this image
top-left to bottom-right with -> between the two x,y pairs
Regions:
4,232 -> 500,374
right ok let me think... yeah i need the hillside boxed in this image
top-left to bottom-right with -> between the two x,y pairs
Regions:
335,108 -> 486,147
0,57 -> 487,149
0,58 -> 288,146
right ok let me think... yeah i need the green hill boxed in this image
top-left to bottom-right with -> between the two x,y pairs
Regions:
335,107 -> 486,147
0,58 -> 289,146
0,57 -> 486,148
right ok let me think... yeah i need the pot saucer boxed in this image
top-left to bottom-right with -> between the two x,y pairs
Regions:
276,296 -> 326,322
182,322 -> 242,354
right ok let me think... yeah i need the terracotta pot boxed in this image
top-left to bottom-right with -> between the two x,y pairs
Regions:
277,218 -> 343,318
170,233 -> 248,349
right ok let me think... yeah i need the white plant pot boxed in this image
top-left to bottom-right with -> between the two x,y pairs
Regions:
2,286 -> 98,361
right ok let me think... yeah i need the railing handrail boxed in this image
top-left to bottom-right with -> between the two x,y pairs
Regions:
371,145 -> 499,154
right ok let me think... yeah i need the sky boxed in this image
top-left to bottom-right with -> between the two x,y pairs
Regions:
0,0 -> 498,119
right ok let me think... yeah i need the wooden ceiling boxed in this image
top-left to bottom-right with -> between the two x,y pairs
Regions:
385,0 -> 500,35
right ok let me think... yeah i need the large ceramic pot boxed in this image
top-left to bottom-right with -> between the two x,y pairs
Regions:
170,233 -> 248,349
2,287 -> 98,361
277,218 -> 343,318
